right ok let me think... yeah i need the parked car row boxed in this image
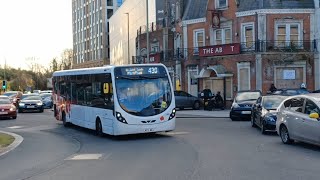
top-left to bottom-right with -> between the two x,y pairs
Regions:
230,89 -> 320,148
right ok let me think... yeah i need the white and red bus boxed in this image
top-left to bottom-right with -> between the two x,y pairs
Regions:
52,64 -> 176,135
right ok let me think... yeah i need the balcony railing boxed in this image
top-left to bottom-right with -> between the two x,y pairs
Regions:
132,40 -> 317,64
241,40 -> 317,52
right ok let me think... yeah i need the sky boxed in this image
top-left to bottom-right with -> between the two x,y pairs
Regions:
0,0 -> 72,70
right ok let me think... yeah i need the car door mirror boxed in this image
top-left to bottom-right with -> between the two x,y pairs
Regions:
257,103 -> 262,108
309,113 -> 319,119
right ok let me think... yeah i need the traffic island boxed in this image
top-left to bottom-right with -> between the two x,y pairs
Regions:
0,132 -> 15,149
0,131 -> 23,156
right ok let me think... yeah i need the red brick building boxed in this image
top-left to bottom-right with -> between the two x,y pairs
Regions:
178,0 -> 317,107
135,0 -> 318,107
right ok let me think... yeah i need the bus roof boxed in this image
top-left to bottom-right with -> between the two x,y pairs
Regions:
52,64 -> 166,77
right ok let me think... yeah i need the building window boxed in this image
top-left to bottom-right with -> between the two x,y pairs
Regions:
193,29 -> 205,54
275,23 -> 301,48
214,28 -> 231,45
151,42 -> 159,53
216,0 -> 227,9
241,23 -> 255,50
237,62 -> 250,91
117,0 -> 123,6
140,48 -> 147,56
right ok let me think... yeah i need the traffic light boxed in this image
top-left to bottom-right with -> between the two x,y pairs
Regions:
2,80 -> 6,89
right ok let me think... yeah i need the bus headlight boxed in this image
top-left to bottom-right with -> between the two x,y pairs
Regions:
115,112 -> 128,124
168,108 -> 176,120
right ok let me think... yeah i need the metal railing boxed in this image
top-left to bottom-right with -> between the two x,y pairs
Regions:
241,40 -> 317,52
132,40 -> 318,64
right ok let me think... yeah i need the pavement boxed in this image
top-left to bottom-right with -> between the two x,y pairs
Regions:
176,109 -> 230,118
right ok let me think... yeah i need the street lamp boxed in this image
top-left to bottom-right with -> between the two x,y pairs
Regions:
146,0 -> 149,63
125,13 -> 130,64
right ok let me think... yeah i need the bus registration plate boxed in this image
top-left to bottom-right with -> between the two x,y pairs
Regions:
144,128 -> 154,132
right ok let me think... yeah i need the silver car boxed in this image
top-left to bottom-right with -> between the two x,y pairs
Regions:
174,91 -> 201,110
276,93 -> 320,146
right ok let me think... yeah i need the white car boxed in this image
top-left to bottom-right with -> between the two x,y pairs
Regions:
276,93 -> 320,146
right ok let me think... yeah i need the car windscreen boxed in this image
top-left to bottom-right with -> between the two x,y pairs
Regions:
22,96 -> 42,100
262,96 -> 286,110
40,94 -> 52,99
3,92 -> 16,97
236,92 -> 261,102
0,99 -> 11,104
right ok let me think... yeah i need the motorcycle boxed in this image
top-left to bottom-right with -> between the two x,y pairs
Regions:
200,93 -> 225,111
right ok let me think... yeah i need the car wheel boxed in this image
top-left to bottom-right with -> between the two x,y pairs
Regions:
12,116 -> 17,119
251,114 -> 257,127
39,109 -> 44,113
18,109 -> 23,113
95,119 -> 103,137
261,121 -> 266,134
193,101 -> 200,110
280,125 -> 294,144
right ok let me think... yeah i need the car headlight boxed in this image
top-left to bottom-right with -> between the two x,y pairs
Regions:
232,102 -> 240,108
262,108 -> 268,116
37,102 -> 43,106
10,106 -> 16,111
265,116 -> 276,122
19,103 -> 25,107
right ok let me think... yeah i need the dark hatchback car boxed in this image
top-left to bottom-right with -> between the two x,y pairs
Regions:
174,90 -> 201,110
230,90 -> 262,121
251,95 -> 287,134
272,88 -> 309,96
18,94 -> 44,113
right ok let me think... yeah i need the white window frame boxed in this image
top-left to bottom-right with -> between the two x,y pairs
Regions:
151,42 -> 160,53
241,22 -> 255,50
213,27 -> 232,45
275,20 -> 303,48
193,29 -> 205,54
225,77 -> 233,100
187,66 -> 199,96
215,0 -> 228,9
237,62 -> 251,91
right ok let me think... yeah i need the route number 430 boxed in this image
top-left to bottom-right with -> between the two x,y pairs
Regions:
148,67 -> 158,74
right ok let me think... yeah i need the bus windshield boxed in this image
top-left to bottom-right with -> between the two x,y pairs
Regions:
116,76 -> 172,117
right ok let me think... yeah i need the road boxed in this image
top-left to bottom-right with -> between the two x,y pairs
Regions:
0,110 -> 320,180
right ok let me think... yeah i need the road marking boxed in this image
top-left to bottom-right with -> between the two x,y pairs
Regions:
7,126 -> 24,129
66,153 -> 103,160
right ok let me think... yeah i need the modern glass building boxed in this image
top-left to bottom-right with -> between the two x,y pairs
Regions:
72,0 -> 124,68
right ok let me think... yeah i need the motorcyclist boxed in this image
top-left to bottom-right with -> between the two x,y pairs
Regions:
201,86 -> 213,111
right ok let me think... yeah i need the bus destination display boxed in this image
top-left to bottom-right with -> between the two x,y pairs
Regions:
121,67 -> 160,76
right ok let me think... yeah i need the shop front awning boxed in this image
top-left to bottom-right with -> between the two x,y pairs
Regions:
195,65 -> 233,78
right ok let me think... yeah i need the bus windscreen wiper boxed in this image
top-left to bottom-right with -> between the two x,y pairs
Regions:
138,75 -> 165,79
117,76 -> 139,80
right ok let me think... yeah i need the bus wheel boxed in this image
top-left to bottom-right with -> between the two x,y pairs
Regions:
62,112 -> 70,127
95,119 -> 103,137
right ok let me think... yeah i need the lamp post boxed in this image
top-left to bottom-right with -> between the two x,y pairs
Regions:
125,13 -> 130,64
146,0 -> 149,63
